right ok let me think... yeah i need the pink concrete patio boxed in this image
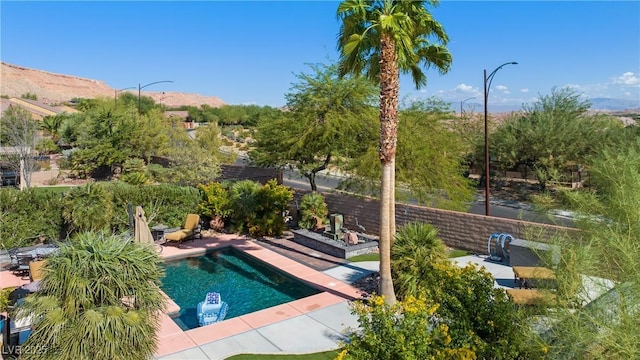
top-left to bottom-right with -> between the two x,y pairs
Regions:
1,233 -> 364,358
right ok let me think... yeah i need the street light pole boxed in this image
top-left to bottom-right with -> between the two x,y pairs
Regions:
138,80 -> 174,114
484,61 -> 517,216
460,97 -> 476,115
114,86 -> 136,109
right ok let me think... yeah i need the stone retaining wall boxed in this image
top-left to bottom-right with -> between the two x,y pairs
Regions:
293,190 -> 576,254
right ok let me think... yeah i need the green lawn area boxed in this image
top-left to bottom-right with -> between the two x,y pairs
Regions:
348,248 -> 470,262
226,350 -> 338,360
448,249 -> 471,258
347,253 -> 379,262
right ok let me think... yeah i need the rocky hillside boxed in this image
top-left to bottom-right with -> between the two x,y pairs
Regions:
0,62 -> 225,108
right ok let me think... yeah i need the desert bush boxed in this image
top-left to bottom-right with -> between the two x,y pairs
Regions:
298,192 -> 328,229
340,294 -> 478,360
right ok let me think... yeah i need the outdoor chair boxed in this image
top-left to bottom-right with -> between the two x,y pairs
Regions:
13,254 -> 33,279
165,214 -> 202,246
29,259 -> 47,282
5,248 -> 20,271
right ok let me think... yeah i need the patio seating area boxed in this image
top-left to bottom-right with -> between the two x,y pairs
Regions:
2,244 -> 59,280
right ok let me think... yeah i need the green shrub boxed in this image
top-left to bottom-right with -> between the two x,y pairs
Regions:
227,180 -> 261,233
0,187 -> 65,249
146,163 -> 170,183
298,192 -> 328,229
340,294 -> 478,360
122,158 -> 146,173
107,182 -> 201,232
390,222 -> 530,359
197,182 -> 232,219
57,157 -> 73,170
120,171 -> 149,185
0,183 -> 201,248
248,179 -> 293,237
36,138 -> 59,155
62,183 -> 114,233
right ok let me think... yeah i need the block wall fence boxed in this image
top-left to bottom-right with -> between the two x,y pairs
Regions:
292,189 -> 576,254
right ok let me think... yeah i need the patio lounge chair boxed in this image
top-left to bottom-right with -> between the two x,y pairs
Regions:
29,259 -> 47,282
165,214 -> 202,246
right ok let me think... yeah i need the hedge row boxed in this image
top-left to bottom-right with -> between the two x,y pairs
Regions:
0,183 -> 200,249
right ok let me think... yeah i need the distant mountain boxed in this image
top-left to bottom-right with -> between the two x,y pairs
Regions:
588,97 -> 640,111
0,62 -> 225,108
450,98 -> 640,113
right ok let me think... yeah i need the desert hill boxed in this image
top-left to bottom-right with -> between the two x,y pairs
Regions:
0,62 -> 225,108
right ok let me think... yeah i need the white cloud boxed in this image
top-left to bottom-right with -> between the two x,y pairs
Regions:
454,84 -> 475,94
495,85 -> 508,91
520,88 -> 529,93
611,72 -> 640,86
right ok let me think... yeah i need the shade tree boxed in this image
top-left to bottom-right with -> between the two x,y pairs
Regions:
490,87 -> 623,189
248,62 -> 378,191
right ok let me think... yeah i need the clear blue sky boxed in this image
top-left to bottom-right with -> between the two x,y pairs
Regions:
2,1 -> 639,110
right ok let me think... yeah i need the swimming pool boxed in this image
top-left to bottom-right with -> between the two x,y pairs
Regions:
160,247 -> 322,330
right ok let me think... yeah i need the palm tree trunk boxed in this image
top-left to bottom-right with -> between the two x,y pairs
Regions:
390,158 -> 396,245
378,33 -> 399,305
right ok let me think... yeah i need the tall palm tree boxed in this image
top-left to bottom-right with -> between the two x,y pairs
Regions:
337,0 -> 452,304
19,232 -> 165,360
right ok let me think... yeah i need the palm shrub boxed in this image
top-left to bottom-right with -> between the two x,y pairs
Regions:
392,222 -> 448,297
62,183 -> 114,234
298,192 -> 328,229
19,231 -> 165,360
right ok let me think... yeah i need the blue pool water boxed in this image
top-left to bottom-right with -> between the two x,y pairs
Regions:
160,247 -> 321,330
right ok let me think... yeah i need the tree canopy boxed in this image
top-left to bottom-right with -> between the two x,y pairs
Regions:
491,88 -> 623,189
342,98 -> 475,210
249,62 -> 378,191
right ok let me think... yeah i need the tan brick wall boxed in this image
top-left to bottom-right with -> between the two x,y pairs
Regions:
293,190 -> 576,254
